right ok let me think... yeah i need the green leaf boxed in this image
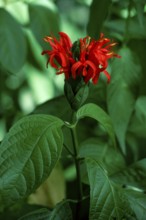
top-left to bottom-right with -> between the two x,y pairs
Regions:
86,159 -> 132,220
74,84 -> 89,108
49,200 -> 73,220
87,0 -> 112,38
29,4 -> 60,48
76,103 -> 116,147
128,96 -> 146,138
125,190 -> 146,220
18,208 -> 51,220
0,115 -> 64,207
0,8 -> 27,73
79,138 -> 125,176
112,158 -> 146,190
107,47 -> 142,154
19,200 -> 73,220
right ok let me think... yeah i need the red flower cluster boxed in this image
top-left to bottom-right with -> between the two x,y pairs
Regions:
42,32 -> 120,84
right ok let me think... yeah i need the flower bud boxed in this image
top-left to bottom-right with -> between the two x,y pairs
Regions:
64,76 -> 89,111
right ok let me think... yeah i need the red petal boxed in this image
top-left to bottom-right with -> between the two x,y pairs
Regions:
49,54 -> 58,68
83,67 -> 87,76
92,73 -> 100,84
41,50 -> 49,55
84,70 -> 93,83
71,61 -> 82,78
58,52 -> 68,67
85,60 -> 97,76
59,32 -> 72,50
103,70 -> 110,83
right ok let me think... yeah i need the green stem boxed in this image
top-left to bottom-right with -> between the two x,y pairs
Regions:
70,126 -> 83,219
63,143 -> 74,156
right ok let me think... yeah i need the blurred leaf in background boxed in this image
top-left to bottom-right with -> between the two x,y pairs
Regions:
1,0 -> 146,219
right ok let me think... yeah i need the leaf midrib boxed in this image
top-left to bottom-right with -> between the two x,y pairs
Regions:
94,160 -> 123,219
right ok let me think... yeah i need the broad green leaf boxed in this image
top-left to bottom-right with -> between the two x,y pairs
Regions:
33,96 -> 74,158
128,96 -> 146,138
29,4 -> 60,48
79,138 -> 125,176
86,159 -> 132,220
76,103 -> 116,147
125,190 -> 146,220
0,115 -> 64,207
112,158 -> 146,190
49,200 -> 73,220
18,208 -> 51,220
0,8 -> 27,72
87,0 -> 112,38
107,47 -> 142,154
19,201 -> 73,220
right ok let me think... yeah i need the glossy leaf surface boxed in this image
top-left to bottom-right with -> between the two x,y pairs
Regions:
76,103 -> 116,147
0,115 -> 64,207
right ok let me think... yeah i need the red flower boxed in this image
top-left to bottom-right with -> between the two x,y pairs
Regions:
42,32 -> 120,84
42,32 -> 74,79
71,33 -> 120,84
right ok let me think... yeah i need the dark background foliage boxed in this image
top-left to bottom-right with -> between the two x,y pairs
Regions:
0,0 -> 146,219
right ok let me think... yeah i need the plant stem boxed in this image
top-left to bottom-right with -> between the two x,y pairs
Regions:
63,143 -> 74,156
70,126 -> 83,219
